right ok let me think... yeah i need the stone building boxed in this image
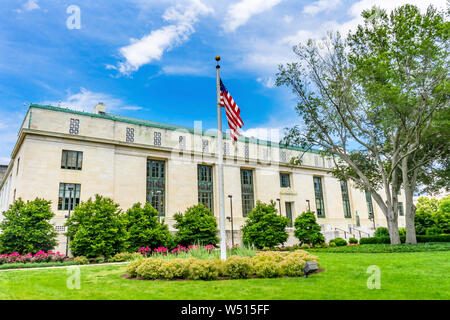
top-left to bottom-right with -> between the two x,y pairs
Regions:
0,103 -> 406,252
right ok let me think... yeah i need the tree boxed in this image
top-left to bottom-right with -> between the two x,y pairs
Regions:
0,198 -> 57,254
124,202 -> 174,252
293,211 -> 324,246
65,195 -> 127,258
173,204 -> 219,246
241,201 -> 289,249
276,4 -> 449,244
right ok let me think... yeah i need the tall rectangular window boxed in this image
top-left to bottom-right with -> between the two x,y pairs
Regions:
146,159 -> 165,216
365,190 -> 374,219
280,173 -> 291,188
198,165 -> 214,213
285,202 -> 293,227
69,118 -> 79,135
224,142 -> 230,156
340,180 -> 351,218
398,202 -> 404,216
241,169 -> 254,217
154,132 -> 162,146
244,144 -> 249,159
313,176 -> 325,218
126,127 -> 134,143
280,151 -> 287,163
58,183 -> 81,210
16,158 -> 20,175
61,150 -> 83,170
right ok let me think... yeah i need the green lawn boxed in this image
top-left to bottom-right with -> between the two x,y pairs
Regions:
1,251 -> 449,300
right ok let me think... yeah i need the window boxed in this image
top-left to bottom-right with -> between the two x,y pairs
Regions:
16,158 -> 20,175
202,139 -> 209,153
13,189 -> 16,202
146,159 -> 165,216
280,173 -> 291,188
328,158 -> 332,168
244,144 -> 249,159
58,183 -> 81,210
280,151 -> 287,163
61,150 -> 83,170
365,190 -> 374,219
69,118 -> 79,135
340,180 -> 351,218
285,202 -> 293,227
154,132 -> 161,146
314,156 -> 319,166
198,165 -> 214,213
398,202 -> 404,216
313,177 -> 325,218
55,225 -> 66,233
240,169 -> 254,217
179,136 -> 186,150
224,142 -> 230,156
126,127 -> 134,143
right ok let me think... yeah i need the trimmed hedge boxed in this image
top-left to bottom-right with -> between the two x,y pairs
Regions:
126,250 -> 319,280
359,234 -> 450,244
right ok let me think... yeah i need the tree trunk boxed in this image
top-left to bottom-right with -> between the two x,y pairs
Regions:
405,203 -> 417,244
386,213 -> 401,244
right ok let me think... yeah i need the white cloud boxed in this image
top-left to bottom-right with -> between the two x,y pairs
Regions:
283,15 -> 293,23
161,64 -> 208,76
241,127 -> 283,142
222,0 -> 283,32
303,0 -> 342,16
117,0 -> 213,74
41,88 -> 141,112
257,77 -> 276,88
23,0 -> 40,11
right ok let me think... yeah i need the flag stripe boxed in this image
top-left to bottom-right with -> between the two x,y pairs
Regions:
220,79 -> 243,142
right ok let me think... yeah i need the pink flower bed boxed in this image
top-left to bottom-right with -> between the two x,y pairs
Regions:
0,251 -> 67,265
138,244 -> 216,257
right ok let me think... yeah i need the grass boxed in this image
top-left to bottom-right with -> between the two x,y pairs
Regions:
0,251 -> 449,300
308,242 -> 450,253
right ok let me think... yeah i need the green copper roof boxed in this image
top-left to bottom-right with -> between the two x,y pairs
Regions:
28,103 -> 322,154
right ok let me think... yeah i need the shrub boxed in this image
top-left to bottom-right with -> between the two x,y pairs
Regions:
329,242 -> 337,247
109,252 -> 142,262
124,202 -> 174,252
241,201 -> 289,249
349,237 -> 358,244
426,226 -> 443,235
159,259 -> 191,280
188,259 -> 219,280
333,238 -> 347,246
222,256 -> 253,279
293,211 -> 324,246
374,227 -> 389,238
73,256 -> 89,265
173,204 -> 219,247
94,256 -> 105,264
415,196 -> 450,235
398,228 -> 406,237
279,256 -> 305,277
127,259 -> 144,277
65,195 -> 127,259
135,258 -> 166,280
253,260 -> 282,278
301,244 -> 310,249
417,234 -> 450,242
0,198 -> 57,254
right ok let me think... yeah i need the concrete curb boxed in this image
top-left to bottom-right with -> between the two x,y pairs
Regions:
0,261 -> 129,272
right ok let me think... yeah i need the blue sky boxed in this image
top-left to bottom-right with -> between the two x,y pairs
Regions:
0,0 -> 446,164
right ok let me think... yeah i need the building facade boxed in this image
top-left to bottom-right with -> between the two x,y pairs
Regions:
0,104 -> 406,252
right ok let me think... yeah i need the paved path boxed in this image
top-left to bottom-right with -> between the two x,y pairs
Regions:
0,261 -> 129,272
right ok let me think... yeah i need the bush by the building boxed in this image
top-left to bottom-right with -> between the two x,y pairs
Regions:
65,195 -> 127,258
173,204 -> 219,247
293,211 -> 325,246
333,237 -> 347,246
241,201 -> 289,249
415,196 -> 449,235
0,198 -> 57,254
124,202 -> 174,252
349,237 -> 358,244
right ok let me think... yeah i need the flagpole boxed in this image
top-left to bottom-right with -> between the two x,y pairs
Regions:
215,55 -> 227,261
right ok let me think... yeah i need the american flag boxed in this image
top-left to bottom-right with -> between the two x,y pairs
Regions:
220,79 -> 243,141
